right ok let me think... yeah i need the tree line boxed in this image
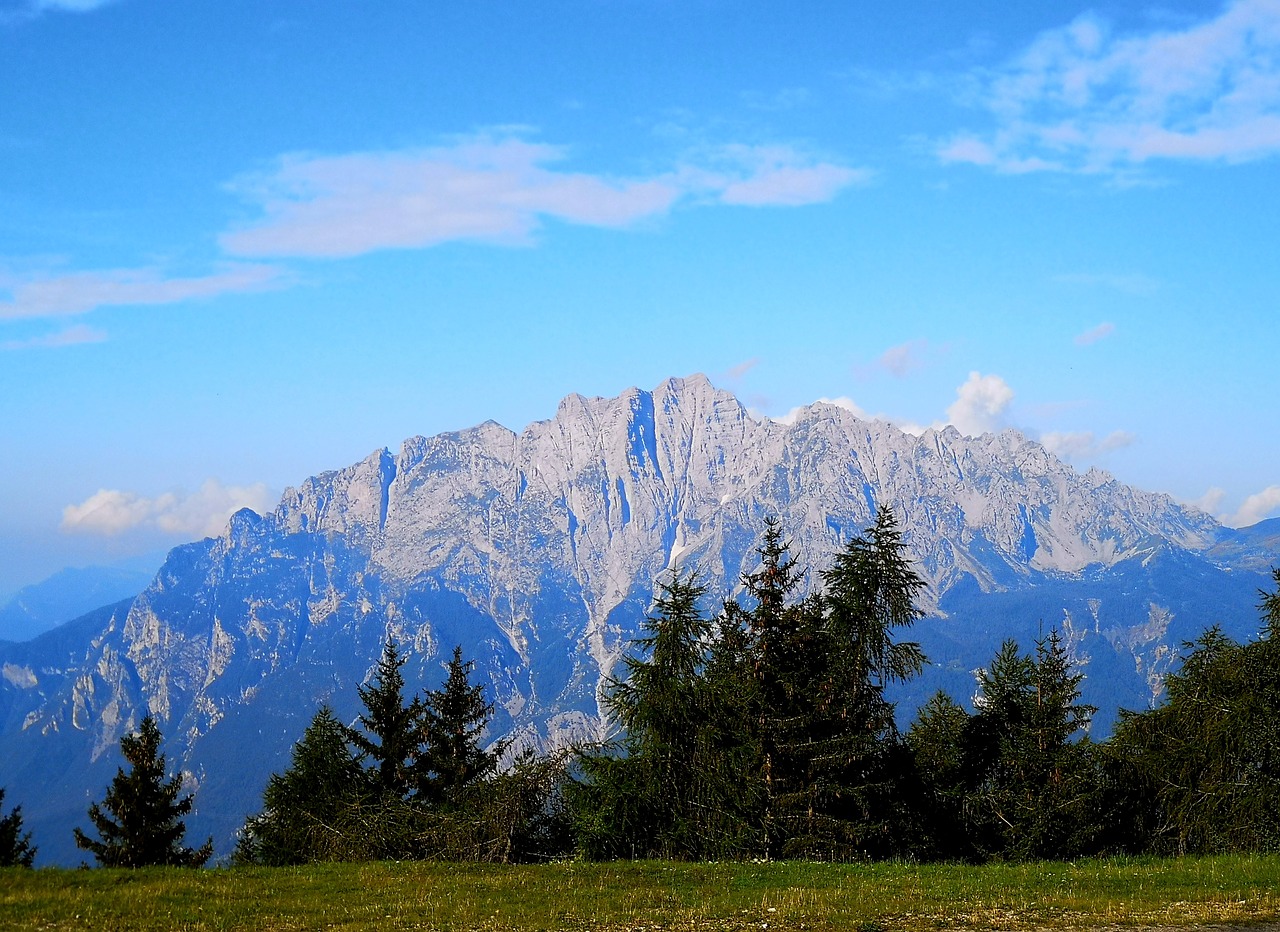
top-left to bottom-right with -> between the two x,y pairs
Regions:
4,506 -> 1279,867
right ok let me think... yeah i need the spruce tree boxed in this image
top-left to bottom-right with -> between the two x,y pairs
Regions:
346,639 -> 422,799
738,517 -> 815,858
574,570 -> 715,858
236,706 -> 365,865
965,633 -> 1099,860
416,646 -> 501,804
1110,588 -> 1280,855
0,787 -> 36,867
810,505 -> 927,857
73,716 -> 212,867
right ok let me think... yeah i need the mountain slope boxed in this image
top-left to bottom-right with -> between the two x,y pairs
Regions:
0,375 -> 1269,864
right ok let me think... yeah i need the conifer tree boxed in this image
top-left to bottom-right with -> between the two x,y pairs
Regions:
0,787 -> 36,867
346,639 -> 422,798
416,646 -> 501,804
905,692 -> 972,860
809,505 -> 927,857
73,716 -> 212,868
738,517 -> 817,858
574,570 -> 715,858
965,633 -> 1099,860
1110,589 -> 1280,855
235,706 -> 365,865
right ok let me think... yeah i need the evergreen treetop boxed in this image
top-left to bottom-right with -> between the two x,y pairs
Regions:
73,716 -> 212,868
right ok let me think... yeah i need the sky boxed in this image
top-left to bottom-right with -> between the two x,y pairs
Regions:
2,0 -> 1278,598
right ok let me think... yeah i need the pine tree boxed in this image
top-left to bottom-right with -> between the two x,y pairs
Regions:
809,505 -> 927,857
346,639 -> 422,799
73,717 -> 212,868
964,633 -> 1099,860
0,787 -> 36,867
738,517 -> 815,858
1110,589 -> 1280,855
416,646 -> 501,804
905,692 -> 972,860
574,570 -> 715,858
235,706 -> 365,865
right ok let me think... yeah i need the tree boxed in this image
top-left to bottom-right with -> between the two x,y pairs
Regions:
906,692 -> 972,860
346,639 -> 422,799
574,570 -> 717,859
1110,591 -> 1280,855
808,505 -> 927,858
738,517 -> 819,858
415,646 -> 502,804
964,633 -> 1100,861
0,787 -> 36,867
73,717 -> 212,868
235,706 -> 365,865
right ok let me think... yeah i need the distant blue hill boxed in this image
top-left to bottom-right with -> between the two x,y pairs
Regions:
0,566 -> 155,642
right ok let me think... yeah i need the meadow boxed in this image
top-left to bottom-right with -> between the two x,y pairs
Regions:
3,855 -> 1280,930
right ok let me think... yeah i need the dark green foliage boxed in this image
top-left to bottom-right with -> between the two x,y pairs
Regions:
73,716 -> 212,868
1109,581 -> 1280,854
416,646 -> 503,805
574,570 -> 720,859
234,706 -> 366,865
345,639 -> 421,798
574,508 -> 930,862
800,506 -> 927,859
0,787 -> 36,867
963,633 -> 1101,861
905,692 -> 972,860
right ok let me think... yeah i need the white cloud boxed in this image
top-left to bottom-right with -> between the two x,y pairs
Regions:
1,323 -> 106,350
945,371 -> 1015,436
35,0 -> 118,9
713,145 -> 870,206
0,264 -> 283,321
1191,486 -> 1229,515
61,480 -> 273,539
1039,429 -> 1135,460
1073,322 -> 1116,346
775,396 -> 869,426
941,0 -> 1280,174
1229,485 -> 1280,526
222,135 -> 869,259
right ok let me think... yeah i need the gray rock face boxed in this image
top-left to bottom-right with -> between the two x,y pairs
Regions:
0,375 -> 1266,864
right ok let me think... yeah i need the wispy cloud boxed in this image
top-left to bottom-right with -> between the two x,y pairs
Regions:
1,323 -> 106,350
723,357 -> 761,381
1073,322 -> 1116,346
1040,429 -> 1135,460
0,263 -> 283,321
863,338 -> 935,378
775,396 -> 869,426
222,135 -> 868,259
1057,272 -> 1160,295
1229,484 -> 1280,526
1189,483 -> 1280,526
939,0 -> 1280,174
1,0 -> 120,23
61,479 -> 274,538
35,0 -> 119,9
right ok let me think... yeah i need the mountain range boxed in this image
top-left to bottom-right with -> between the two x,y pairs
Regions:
1,375 -> 1274,865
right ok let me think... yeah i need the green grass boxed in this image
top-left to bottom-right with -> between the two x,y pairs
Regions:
3,855 -> 1280,930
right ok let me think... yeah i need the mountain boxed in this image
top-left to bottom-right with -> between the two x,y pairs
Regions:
0,375 -> 1272,865
0,566 -> 154,643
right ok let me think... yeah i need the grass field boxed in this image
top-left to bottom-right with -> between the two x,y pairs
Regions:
3,855 -> 1280,930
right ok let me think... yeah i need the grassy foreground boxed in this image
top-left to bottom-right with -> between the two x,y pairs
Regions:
3,855 -> 1280,931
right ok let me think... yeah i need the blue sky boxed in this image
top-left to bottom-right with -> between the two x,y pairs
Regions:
2,0 -> 1278,597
